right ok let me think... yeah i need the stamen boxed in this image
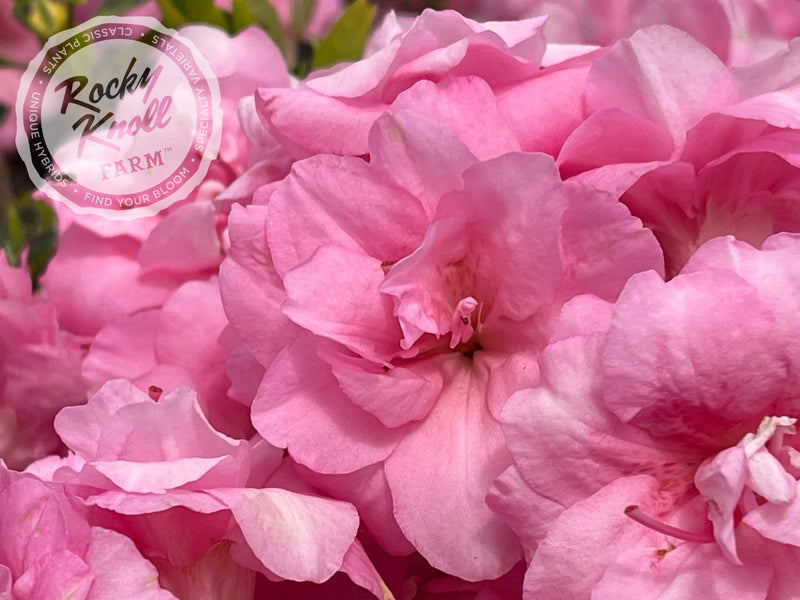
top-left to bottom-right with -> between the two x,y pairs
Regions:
449,296 -> 478,349
148,385 -> 163,401
624,505 -> 715,544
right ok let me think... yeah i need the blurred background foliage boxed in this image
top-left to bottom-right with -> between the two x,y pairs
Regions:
2,0 -> 383,288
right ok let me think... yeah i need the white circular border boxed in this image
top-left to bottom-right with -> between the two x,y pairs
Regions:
15,16 -> 223,221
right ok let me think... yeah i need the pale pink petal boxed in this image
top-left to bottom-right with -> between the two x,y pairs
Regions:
86,527 -> 177,599
369,110 -> 476,220
257,87 -> 387,156
745,446 -> 796,503
502,333 -> 698,508
480,350 -> 541,420
559,179 -> 665,295
0,255 -> 32,301
601,268 -> 790,447
252,337 -> 404,474
218,204 -> 298,370
694,446 -> 747,564
267,155 -> 427,277
294,462 -> 413,557
523,475 -> 670,600
0,473 -> 90,577
85,489 -> 228,515
55,381 -> 247,474
82,311 -> 159,389
0,564 -> 10,600
339,540 -> 393,600
281,245 -> 402,362
390,77 -> 520,161
385,356 -> 522,581
324,346 -> 443,428
557,107 -> 674,176
586,25 -> 739,148
154,278 -> 251,437
138,203 -> 221,275
743,485 -> 800,547
495,56 -> 592,156
592,541 -> 771,600
486,465 -> 564,561
40,227 -> 172,336
153,541 -> 255,600
88,457 -> 234,494
209,487 -> 358,583
548,293 -> 614,343
12,550 -> 93,600
220,333 -> 265,407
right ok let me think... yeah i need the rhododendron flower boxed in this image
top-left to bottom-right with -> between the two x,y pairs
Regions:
37,379 -> 383,596
559,25 -> 800,275
494,233 -> 800,598
0,463 -> 177,599
0,255 -> 85,469
250,9 -> 547,159
220,103 -> 663,580
443,0 -> 800,64
82,277 -> 252,439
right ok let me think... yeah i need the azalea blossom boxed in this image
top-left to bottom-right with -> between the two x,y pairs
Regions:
494,233 -> 800,598
0,255 -> 85,469
30,379 -> 387,598
220,93 -> 663,580
0,462 -> 178,599
438,0 -> 800,65
558,24 -> 800,276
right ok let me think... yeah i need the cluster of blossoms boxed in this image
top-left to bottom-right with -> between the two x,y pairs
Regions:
5,0 -> 800,598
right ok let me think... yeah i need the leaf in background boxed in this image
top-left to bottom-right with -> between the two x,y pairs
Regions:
92,0 -> 153,16
230,0 -> 255,31
0,194 -> 58,287
290,0 -> 316,39
0,203 -> 25,268
24,203 -> 58,284
13,0 -> 70,41
154,0 -> 231,30
0,155 -> 59,286
311,0 -> 376,69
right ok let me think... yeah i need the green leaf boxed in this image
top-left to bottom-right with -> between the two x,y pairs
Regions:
92,0 -> 153,17
290,0 -> 316,39
0,192 -> 59,287
0,204 -> 25,267
311,0 -> 376,70
154,0 -> 230,30
13,0 -> 71,41
230,0 -> 255,31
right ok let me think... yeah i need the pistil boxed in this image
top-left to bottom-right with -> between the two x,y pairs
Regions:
624,505 -> 715,543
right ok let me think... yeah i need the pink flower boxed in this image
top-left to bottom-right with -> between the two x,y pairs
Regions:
494,233 -> 800,597
81,277 -> 252,439
220,103 -> 663,580
43,379 -> 374,595
0,463 -> 177,599
0,256 -> 85,470
559,24 -> 800,275
443,0 -> 800,65
251,9 -> 547,159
